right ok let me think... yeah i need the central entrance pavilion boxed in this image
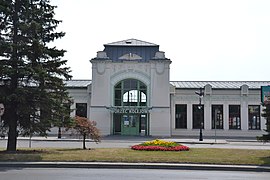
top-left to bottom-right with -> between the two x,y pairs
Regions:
89,39 -> 171,136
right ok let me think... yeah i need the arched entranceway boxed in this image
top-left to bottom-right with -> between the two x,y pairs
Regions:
112,79 -> 149,136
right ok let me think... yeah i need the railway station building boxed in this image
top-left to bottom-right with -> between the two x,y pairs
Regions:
66,39 -> 270,138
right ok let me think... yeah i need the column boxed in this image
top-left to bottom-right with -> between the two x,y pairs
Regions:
241,98 -> 248,130
223,103 -> 229,130
204,100 -> 211,130
187,103 -> 192,129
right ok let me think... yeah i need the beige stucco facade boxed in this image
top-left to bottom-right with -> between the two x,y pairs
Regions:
65,39 -> 270,138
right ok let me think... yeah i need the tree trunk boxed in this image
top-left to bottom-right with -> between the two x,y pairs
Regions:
83,133 -> 86,149
7,112 -> 17,152
6,101 -> 18,151
6,0 -> 20,152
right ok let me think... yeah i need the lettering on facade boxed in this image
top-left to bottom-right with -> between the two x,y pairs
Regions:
107,107 -> 149,114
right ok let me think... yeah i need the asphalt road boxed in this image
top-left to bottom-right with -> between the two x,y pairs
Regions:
0,168 -> 269,180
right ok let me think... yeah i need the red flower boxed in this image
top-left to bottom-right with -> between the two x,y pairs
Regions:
131,145 -> 189,151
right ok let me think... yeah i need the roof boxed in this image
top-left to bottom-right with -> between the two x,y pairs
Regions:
102,39 -> 160,62
64,80 -> 91,88
170,81 -> 270,89
65,80 -> 270,89
105,38 -> 158,46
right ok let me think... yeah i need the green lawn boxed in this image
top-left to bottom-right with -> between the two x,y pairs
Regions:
0,148 -> 270,166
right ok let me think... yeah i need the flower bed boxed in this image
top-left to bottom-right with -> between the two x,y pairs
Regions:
131,139 -> 189,151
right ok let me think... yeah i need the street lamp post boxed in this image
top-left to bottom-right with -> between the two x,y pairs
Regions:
58,127 -> 62,139
195,88 -> 204,141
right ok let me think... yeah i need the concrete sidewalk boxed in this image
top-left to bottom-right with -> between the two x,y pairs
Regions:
14,135 -> 267,145
0,162 -> 269,172
1,135 -> 270,149
15,136 -> 228,144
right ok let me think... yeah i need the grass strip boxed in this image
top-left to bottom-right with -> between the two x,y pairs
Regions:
0,148 -> 269,166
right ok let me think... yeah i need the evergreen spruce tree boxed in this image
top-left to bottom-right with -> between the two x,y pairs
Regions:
258,104 -> 270,142
0,0 -> 72,151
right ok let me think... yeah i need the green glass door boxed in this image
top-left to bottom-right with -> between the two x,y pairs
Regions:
121,114 -> 139,135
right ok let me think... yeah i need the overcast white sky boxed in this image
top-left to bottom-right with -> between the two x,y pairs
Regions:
51,0 -> 270,81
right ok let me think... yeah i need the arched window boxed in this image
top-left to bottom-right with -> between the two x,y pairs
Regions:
114,79 -> 147,107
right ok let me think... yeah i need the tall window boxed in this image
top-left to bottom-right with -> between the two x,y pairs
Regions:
114,79 -> 147,107
229,105 -> 241,129
175,104 -> 187,129
193,104 -> 204,129
212,105 -> 223,129
76,103 -> 87,118
248,105 -> 260,130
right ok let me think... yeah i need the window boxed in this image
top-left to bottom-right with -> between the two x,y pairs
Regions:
113,114 -> 121,134
193,104 -> 204,129
248,105 -> 260,130
114,79 -> 147,107
229,105 -> 241,129
75,103 -> 87,118
175,104 -> 187,129
212,105 -> 223,129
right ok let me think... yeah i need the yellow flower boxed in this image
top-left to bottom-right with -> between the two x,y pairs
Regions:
141,139 -> 179,147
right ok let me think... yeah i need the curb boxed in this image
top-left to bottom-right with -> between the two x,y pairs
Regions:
175,141 -> 228,145
0,162 -> 269,172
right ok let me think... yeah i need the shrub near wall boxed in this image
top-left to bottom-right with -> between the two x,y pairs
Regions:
131,139 -> 189,151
